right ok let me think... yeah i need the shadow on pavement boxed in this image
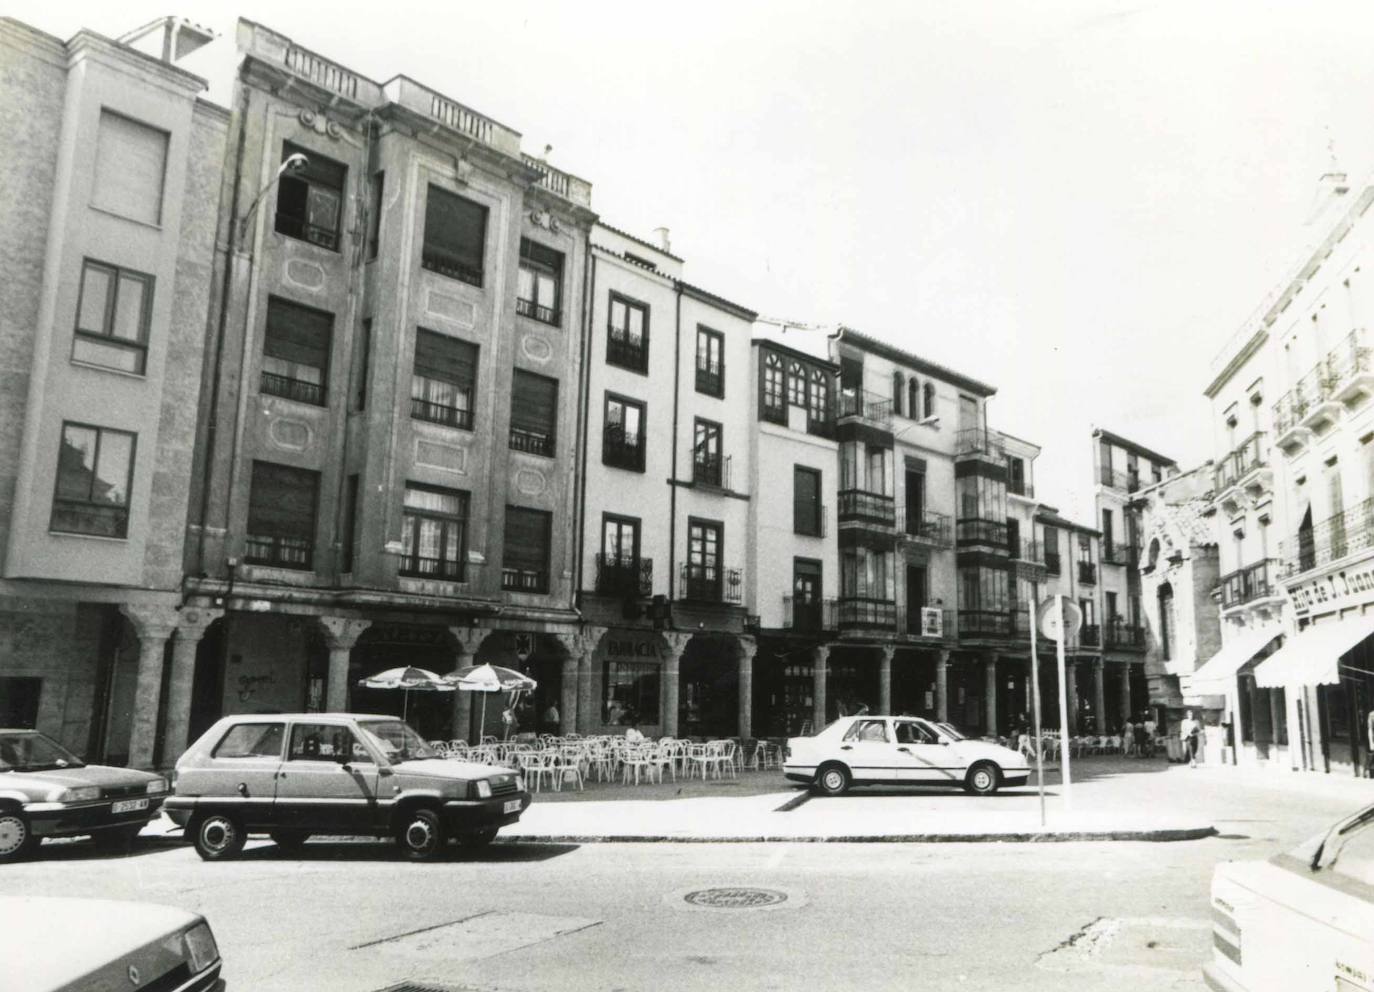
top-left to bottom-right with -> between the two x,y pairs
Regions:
235,838 -> 581,863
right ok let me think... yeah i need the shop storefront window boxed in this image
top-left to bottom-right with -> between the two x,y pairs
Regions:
604,660 -> 659,725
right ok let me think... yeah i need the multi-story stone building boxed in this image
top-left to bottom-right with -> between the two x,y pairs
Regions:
179,20 -> 597,758
0,17 -> 227,765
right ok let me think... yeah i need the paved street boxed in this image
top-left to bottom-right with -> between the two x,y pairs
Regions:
7,760 -> 1372,991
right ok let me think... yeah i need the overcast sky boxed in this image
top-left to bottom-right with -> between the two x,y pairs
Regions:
22,0 -> 1374,524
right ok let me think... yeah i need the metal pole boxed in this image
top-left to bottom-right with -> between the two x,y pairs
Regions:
1030,582 -> 1045,827
1056,593 -> 1073,812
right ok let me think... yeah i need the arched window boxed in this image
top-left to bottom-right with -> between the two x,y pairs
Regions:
1157,582 -> 1174,661
908,379 -> 919,419
762,352 -> 785,420
892,371 -> 904,416
809,368 -> 830,423
922,382 -> 935,419
788,361 -> 807,406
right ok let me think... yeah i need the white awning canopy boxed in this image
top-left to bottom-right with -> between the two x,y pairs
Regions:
1187,626 -> 1283,692
1253,613 -> 1374,689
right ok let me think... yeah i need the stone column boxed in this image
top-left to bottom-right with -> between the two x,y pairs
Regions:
1120,661 -> 1133,726
447,626 -> 488,743
737,637 -> 757,738
162,608 -> 223,763
662,632 -> 691,737
879,645 -> 894,715
577,653 -> 594,734
936,649 -> 950,723
812,644 -> 830,732
120,604 -> 180,770
554,628 -> 600,736
317,617 -> 370,716
984,655 -> 998,735
1093,658 -> 1106,734
1269,688 -> 1285,755
1065,659 -> 1080,734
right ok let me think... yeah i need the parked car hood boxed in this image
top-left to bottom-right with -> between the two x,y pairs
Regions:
955,740 -> 1028,766
0,764 -> 160,796
391,757 -> 506,780
0,896 -> 200,990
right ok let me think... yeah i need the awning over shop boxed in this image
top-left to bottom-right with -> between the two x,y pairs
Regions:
1253,613 -> 1374,689
1186,626 -> 1283,693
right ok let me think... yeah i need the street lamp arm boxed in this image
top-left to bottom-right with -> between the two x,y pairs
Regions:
236,152 -> 309,243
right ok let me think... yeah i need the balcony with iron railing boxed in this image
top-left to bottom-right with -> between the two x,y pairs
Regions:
1098,466 -> 1141,493
516,297 -> 560,326
595,553 -> 653,597
836,389 -> 893,428
837,597 -> 897,631
1077,561 -> 1097,585
955,427 -> 1006,462
1008,478 -> 1035,499
261,371 -> 325,406
679,563 -> 743,604
1273,330 -> 1374,450
1044,550 -> 1061,575
1012,538 -> 1045,564
1104,620 -> 1147,650
606,334 -> 648,373
1102,542 -> 1139,567
399,554 -> 463,582
411,396 -> 472,430
1219,558 -> 1282,610
603,424 -> 645,471
245,533 -> 313,571
896,507 -> 951,547
693,452 -> 732,489
1079,623 -> 1101,648
838,489 -> 895,527
782,595 -> 838,633
1214,431 -> 1269,493
695,366 -> 723,397
1285,495 -> 1374,576
899,606 -> 954,639
956,518 -> 1009,547
959,609 -> 1014,638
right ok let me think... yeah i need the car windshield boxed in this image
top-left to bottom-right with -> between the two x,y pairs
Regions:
356,720 -> 438,762
0,731 -> 84,772
936,722 -> 966,741
1291,802 -> 1374,880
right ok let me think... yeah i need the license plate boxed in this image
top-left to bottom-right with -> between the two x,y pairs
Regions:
502,799 -> 522,814
111,798 -> 149,814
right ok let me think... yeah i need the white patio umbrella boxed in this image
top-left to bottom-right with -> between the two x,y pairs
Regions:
356,665 -> 453,722
446,664 -> 538,740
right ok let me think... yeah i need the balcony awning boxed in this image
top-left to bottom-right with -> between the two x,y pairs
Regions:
1253,613 -> 1374,688
1186,626 -> 1283,692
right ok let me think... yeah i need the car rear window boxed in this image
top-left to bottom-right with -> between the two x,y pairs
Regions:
843,719 -> 889,743
212,722 -> 285,759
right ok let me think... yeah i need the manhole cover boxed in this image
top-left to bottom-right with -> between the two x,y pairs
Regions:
685,887 -> 788,909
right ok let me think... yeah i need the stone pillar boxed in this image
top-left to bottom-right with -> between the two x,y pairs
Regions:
319,617 -> 371,714
1120,661 -> 1133,726
1269,688 -> 1284,755
554,628 -> 601,736
984,655 -> 998,735
737,637 -> 757,738
936,649 -> 950,723
1093,658 -> 1106,734
577,653 -> 594,734
1066,660 -> 1080,734
879,645 -> 894,715
812,644 -> 830,732
447,626 -> 488,743
663,632 -> 691,737
120,604 -> 179,770
162,608 -> 223,763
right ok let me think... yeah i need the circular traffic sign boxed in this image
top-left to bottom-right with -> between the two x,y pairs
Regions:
1037,597 -> 1082,641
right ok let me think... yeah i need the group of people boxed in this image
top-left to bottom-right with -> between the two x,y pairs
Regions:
1118,713 -> 1160,758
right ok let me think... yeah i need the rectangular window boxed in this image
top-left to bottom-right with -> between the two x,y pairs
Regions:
788,360 -> 808,406
517,238 -> 563,326
212,722 -> 285,759
684,519 -> 723,600
1043,525 -> 1061,574
1102,508 -> 1115,557
92,110 -> 168,226
51,422 -> 135,538
367,171 -> 384,259
341,474 -> 358,573
72,259 -> 153,375
693,418 -> 723,486
793,558 -> 824,631
603,394 -> 646,471
422,184 -> 487,286
510,370 -> 558,456
761,351 -> 786,423
274,142 -> 346,251
793,465 -> 822,536
245,461 -> 319,570
808,368 -> 830,426
352,319 -> 371,411
289,723 -> 364,762
502,506 -> 552,593
262,297 -> 332,406
1006,457 -> 1026,496
607,293 -> 649,372
599,515 -> 644,595
0,677 -> 42,729
603,660 -> 660,726
411,328 -> 477,429
695,326 -> 724,396
400,483 -> 467,581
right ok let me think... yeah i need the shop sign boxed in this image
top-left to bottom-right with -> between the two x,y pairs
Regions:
1289,564 -> 1374,615
920,608 -> 943,638
605,635 -> 662,659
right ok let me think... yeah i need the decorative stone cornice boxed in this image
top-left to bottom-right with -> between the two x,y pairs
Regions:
120,604 -> 180,642
318,616 -> 371,651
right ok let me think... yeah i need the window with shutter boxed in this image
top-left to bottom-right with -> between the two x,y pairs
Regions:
411,328 -> 477,429
400,483 -> 468,581
502,506 -> 552,592
510,370 -> 558,456
92,110 -> 168,226
262,297 -> 332,405
517,238 -> 563,326
761,351 -> 785,423
422,185 -> 487,286
245,461 -> 319,570
793,466 -> 822,536
275,142 -> 346,251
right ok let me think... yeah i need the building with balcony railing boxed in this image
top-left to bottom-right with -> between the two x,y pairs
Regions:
594,553 -> 653,598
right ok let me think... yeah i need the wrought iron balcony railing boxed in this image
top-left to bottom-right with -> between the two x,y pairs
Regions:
1219,558 -> 1282,609
897,508 -> 951,546
399,554 -> 464,581
1214,431 -> 1268,491
959,609 -> 1014,637
595,553 -> 653,597
1077,561 -> 1097,585
1285,495 -> 1374,575
603,424 -> 645,471
245,534 -> 313,570
956,518 -> 1008,546
411,396 -> 473,430
782,595 -> 837,633
695,366 -> 723,397
261,371 -> 325,406
955,427 -> 1006,460
1044,550 -> 1061,575
1273,329 -> 1372,436
1104,621 -> 1146,649
836,388 -> 893,427
516,297 -> 560,327
606,334 -> 648,372
679,563 -> 743,604
1079,623 -> 1101,647
838,489 -> 895,526
837,597 -> 897,630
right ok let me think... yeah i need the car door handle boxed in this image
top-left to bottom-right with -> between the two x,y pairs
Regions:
236,783 -> 248,796
896,747 -> 911,753
840,745 -> 852,751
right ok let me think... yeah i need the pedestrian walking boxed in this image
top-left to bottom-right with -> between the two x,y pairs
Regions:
1180,709 -> 1200,767
1143,714 -> 1157,758
1121,717 -> 1135,756
543,701 -> 560,732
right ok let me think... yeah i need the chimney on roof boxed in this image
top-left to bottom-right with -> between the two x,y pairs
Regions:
117,17 -> 216,64
652,227 -> 671,253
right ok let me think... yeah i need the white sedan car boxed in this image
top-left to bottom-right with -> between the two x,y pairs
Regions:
1204,802 -> 1374,991
783,715 -> 1031,796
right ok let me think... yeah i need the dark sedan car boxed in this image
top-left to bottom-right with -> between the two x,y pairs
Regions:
0,729 -> 167,860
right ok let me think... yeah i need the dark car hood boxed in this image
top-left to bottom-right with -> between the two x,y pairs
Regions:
0,764 -> 160,798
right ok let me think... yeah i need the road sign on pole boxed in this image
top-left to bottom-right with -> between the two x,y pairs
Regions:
1029,582 -> 1045,827
1038,596 -> 1081,812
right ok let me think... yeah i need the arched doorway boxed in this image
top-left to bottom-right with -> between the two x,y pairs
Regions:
679,634 -> 740,738
1157,582 -> 1174,663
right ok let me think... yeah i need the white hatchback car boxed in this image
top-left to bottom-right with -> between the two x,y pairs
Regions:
1204,802 -> 1374,991
783,715 -> 1030,796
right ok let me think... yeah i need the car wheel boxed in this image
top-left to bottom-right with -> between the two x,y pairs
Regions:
269,830 -> 310,854
458,827 -> 498,848
813,763 -> 851,797
91,826 -> 142,853
397,807 -> 445,861
0,811 -> 36,862
192,814 -> 245,861
964,761 -> 1000,796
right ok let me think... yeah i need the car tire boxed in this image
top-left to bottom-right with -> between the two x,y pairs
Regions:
458,827 -> 498,848
192,813 -> 246,861
964,761 -> 1000,796
0,811 -> 36,862
397,807 -> 445,861
813,762 -> 851,797
269,830 -> 310,854
91,826 -> 142,854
